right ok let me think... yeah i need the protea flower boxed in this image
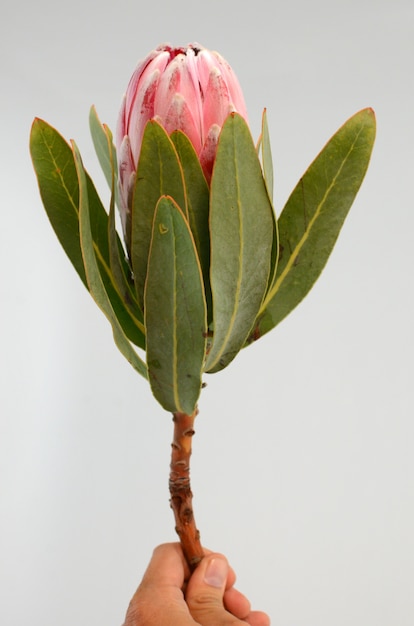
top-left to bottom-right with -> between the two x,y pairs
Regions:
116,43 -> 248,239
30,38 -> 376,574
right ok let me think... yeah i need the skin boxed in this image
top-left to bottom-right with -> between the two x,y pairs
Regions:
122,543 -> 270,626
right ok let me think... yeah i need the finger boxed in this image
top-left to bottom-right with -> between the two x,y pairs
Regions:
123,543 -> 192,626
139,543 -> 190,588
224,588 -> 270,626
200,547 -> 237,590
223,586 -> 251,618
244,610 -> 271,626
186,553 -> 248,625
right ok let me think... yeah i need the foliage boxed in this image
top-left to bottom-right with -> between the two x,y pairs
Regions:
30,107 -> 376,413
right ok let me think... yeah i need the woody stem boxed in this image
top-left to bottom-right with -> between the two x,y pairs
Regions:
169,409 -> 204,570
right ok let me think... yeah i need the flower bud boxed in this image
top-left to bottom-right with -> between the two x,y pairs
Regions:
116,43 -> 248,237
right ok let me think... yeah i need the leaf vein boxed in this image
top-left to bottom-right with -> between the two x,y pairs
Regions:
262,124 -> 365,308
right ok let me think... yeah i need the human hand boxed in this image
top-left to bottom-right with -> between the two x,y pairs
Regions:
122,542 -> 270,626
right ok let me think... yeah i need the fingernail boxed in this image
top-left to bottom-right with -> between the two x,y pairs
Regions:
204,557 -> 227,588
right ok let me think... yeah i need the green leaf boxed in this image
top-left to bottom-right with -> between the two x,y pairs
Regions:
259,109 -> 279,299
72,140 -> 147,379
253,108 -> 376,339
131,121 -> 187,308
30,118 -> 146,349
107,170 -> 146,346
97,120 -> 146,342
30,118 -> 86,285
170,130 -> 212,321
205,113 -> 274,373
89,105 -> 120,209
145,196 -> 207,414
261,109 -> 274,202
86,168 -> 146,349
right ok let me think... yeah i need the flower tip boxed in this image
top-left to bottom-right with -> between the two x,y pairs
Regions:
117,42 -> 248,193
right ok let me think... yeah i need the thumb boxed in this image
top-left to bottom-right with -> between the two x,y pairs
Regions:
186,554 -> 242,625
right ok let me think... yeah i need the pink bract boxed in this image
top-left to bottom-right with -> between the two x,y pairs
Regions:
116,43 -> 248,238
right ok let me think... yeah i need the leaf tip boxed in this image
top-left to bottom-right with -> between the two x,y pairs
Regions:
30,117 -> 43,134
360,106 -> 376,122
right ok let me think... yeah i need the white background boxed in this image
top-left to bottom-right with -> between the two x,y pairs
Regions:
1,1 -> 413,624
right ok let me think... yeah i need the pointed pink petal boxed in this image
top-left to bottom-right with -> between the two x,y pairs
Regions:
202,68 -> 233,138
163,94 -> 202,154
213,51 -> 248,121
124,49 -> 169,123
199,123 -> 220,183
195,49 -> 217,95
116,94 -> 127,149
127,68 -> 161,165
175,51 -> 204,139
153,56 -> 183,121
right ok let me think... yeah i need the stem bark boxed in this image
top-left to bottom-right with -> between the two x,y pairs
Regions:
169,409 -> 204,570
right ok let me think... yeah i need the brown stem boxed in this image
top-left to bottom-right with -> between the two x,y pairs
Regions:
169,408 -> 204,571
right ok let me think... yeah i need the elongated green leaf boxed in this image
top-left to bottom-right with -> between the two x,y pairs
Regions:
259,109 -> 279,298
170,130 -> 212,320
98,120 -> 146,340
107,176 -> 146,345
30,118 -> 85,284
89,105 -> 119,208
131,121 -> 187,308
261,109 -> 274,202
252,108 -> 376,340
205,113 -> 274,373
87,170 -> 146,349
145,196 -> 206,414
89,107 -> 139,308
30,118 -> 146,349
72,140 -> 147,379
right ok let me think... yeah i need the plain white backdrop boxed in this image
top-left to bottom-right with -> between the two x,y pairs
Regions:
1,0 -> 413,624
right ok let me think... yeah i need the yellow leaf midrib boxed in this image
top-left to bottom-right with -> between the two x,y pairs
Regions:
260,124 -> 365,313
207,148 -> 244,371
41,127 -> 144,335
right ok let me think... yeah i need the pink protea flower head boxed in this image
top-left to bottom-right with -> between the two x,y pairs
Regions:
116,43 -> 248,236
